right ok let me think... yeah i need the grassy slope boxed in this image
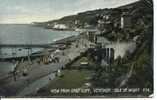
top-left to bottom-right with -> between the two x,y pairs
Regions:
35,70 -> 93,96
48,70 -> 92,88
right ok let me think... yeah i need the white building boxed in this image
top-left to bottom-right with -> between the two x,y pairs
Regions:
120,13 -> 131,29
53,24 -> 67,29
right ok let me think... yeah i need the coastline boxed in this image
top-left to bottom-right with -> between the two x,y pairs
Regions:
0,32 -> 91,96
0,31 -> 79,60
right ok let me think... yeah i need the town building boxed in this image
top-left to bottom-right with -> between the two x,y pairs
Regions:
96,36 -> 110,47
53,24 -> 68,30
97,14 -> 113,34
80,29 -> 100,43
120,12 -> 132,29
88,46 -> 115,66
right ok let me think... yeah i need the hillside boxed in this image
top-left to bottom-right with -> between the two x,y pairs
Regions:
33,8 -> 110,28
33,0 -> 154,96
33,0 -> 143,29
91,0 -> 153,96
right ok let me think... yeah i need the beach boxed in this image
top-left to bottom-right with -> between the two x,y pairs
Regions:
0,33 -> 92,96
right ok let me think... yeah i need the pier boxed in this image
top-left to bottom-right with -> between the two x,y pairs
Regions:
0,35 -> 78,60
0,43 -> 64,48
0,44 -> 51,48
0,37 -> 93,96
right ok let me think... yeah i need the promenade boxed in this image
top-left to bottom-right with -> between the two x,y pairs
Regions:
0,36 -> 92,96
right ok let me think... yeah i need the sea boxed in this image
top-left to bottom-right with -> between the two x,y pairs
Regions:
0,24 -> 78,73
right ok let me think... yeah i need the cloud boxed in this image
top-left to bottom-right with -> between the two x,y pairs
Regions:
0,0 -> 139,23
0,15 -> 53,24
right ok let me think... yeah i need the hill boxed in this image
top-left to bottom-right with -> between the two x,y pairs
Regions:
33,0 -> 144,29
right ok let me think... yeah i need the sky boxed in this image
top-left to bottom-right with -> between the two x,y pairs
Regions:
0,0 -> 139,24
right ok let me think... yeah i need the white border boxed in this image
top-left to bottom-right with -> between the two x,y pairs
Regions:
1,0 -> 157,100
154,0 -> 157,99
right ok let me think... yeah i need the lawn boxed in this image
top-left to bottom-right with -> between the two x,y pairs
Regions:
48,70 -> 93,89
35,69 -> 94,96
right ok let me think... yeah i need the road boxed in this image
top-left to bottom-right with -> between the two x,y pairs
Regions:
0,37 -> 92,96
